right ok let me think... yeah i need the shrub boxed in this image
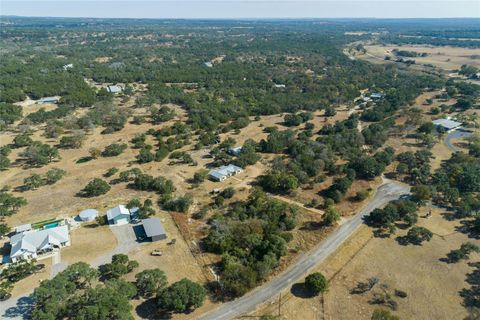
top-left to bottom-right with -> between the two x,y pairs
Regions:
102,143 -> 127,157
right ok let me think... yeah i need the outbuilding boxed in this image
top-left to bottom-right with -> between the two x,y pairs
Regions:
142,218 -> 167,242
107,85 -> 122,94
433,118 -> 462,132
106,205 -> 131,225
79,209 -> 98,222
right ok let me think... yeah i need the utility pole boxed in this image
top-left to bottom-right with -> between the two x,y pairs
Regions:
278,292 -> 281,317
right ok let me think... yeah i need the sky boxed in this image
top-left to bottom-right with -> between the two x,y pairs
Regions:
1,0 -> 479,19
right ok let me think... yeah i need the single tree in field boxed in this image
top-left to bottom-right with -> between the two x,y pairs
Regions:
305,272 -> 328,296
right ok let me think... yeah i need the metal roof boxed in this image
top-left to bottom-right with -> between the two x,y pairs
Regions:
79,209 -> 98,220
433,118 -> 462,130
142,218 -> 166,238
106,205 -> 130,221
10,226 -> 70,258
15,224 -> 32,233
107,85 -> 122,93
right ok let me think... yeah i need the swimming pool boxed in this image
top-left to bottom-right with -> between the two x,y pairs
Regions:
44,222 -> 60,229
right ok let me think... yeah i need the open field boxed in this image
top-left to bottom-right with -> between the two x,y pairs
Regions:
357,44 -> 480,71
255,206 -> 478,319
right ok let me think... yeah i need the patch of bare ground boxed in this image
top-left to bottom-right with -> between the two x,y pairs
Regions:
60,224 -> 117,265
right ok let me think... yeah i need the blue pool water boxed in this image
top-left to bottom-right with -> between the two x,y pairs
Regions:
44,222 -> 60,229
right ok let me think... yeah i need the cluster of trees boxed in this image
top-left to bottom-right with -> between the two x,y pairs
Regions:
431,151 -> 480,218
30,256 -> 206,319
367,199 -> 419,235
22,168 -> 66,190
204,188 -> 297,297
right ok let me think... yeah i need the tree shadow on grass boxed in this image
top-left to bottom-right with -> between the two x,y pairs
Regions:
290,282 -> 315,299
136,298 -> 172,320
3,296 -> 34,319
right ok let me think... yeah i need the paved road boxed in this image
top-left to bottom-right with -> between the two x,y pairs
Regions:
444,129 -> 473,152
199,180 -> 410,320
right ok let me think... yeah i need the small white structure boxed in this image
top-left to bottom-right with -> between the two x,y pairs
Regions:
9,226 -> 70,263
433,118 -> 462,132
62,63 -> 73,71
370,92 -> 384,99
79,209 -> 98,222
209,164 -> 243,182
228,146 -> 243,156
107,205 -> 131,225
107,85 -> 122,94
273,84 -> 286,88
37,97 -> 59,104
204,62 -> 213,68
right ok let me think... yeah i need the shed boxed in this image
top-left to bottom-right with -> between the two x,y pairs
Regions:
107,85 -> 122,94
142,218 -> 167,242
106,205 -> 131,225
79,209 -> 98,222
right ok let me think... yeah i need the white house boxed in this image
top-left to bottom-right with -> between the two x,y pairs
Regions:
106,205 -> 131,225
228,146 -> 243,156
209,164 -> 243,182
9,226 -> 70,263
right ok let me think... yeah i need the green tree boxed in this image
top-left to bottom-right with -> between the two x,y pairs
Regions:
81,178 -> 111,197
0,155 -> 10,170
0,223 -> 9,238
157,278 -> 206,313
23,174 -> 44,190
406,226 -> 433,245
135,268 -> 168,297
305,272 -> 328,295
0,192 -> 27,217
45,168 -> 66,184
323,206 -> 340,226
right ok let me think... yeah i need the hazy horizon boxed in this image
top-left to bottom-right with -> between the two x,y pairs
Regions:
1,1 -> 479,19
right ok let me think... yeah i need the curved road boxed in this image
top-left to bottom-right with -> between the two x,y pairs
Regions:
199,180 -> 410,320
444,129 -> 473,152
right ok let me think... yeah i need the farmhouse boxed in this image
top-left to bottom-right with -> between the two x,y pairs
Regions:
209,164 -> 243,182
15,223 -> 32,234
433,118 -> 462,132
106,205 -> 131,225
9,225 -> 70,263
107,85 -> 122,94
204,61 -> 213,67
141,218 -> 167,242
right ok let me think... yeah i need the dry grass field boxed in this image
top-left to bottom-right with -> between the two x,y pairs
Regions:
255,206 -> 478,320
356,44 -> 480,71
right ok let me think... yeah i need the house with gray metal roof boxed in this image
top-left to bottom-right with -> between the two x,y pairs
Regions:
37,97 -> 59,104
433,118 -> 462,132
141,218 -> 167,242
107,85 -> 122,94
9,225 -> 70,263
208,164 -> 243,182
